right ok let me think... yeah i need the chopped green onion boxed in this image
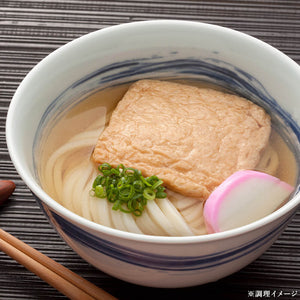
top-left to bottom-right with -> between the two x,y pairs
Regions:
152,179 -> 163,190
94,185 -> 106,198
143,187 -> 156,201
91,163 -> 167,216
156,191 -> 167,198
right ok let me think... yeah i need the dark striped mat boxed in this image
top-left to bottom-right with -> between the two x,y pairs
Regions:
1,1 -> 300,299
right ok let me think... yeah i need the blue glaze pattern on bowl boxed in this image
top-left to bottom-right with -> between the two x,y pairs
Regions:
44,209 -> 292,272
35,188 -> 295,272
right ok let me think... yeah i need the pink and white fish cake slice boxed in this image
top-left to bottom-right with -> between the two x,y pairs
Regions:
203,170 -> 294,233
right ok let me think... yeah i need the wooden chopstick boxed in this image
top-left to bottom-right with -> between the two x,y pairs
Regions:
0,228 -> 117,300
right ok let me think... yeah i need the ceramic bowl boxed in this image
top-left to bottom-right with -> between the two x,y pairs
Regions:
6,20 -> 300,288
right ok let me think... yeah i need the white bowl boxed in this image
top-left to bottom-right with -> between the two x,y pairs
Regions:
6,20 -> 300,288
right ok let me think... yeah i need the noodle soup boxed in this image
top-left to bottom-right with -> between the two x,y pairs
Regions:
37,81 -> 298,236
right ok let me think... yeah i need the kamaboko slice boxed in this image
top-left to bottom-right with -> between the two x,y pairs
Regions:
203,170 -> 294,233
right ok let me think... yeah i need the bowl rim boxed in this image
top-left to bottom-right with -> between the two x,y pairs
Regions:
6,19 -> 300,245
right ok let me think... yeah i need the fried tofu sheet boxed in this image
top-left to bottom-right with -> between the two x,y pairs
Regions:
93,80 -> 271,199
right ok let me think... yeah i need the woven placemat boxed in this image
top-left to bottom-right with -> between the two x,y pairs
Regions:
1,1 -> 299,299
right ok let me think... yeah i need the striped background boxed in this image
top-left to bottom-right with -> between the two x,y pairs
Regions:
1,1 -> 300,299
